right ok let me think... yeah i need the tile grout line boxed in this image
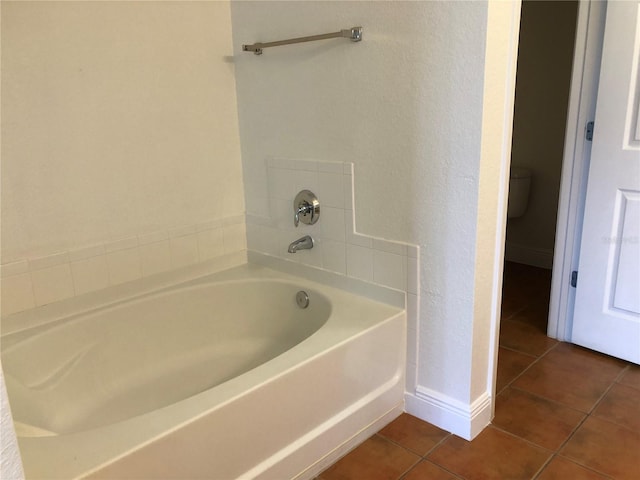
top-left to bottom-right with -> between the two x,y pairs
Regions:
507,385 -> 587,416
615,364 -> 640,392
554,452 -> 618,480
584,401 -> 640,434
530,452 -> 617,480
373,432 -> 415,455
395,456 -> 422,480
398,458 -> 465,480
582,361 -> 631,418
494,381 -> 591,471
415,433 -> 467,479
502,342 -> 628,418
488,424 -> 555,455
374,431 -> 452,461
614,363 -> 631,384
370,433 -> 422,480
500,304 -> 528,322
540,366 -> 627,479
494,339 -> 549,397
479,425 -> 555,480
376,431 -> 467,480
496,341 -> 561,397
530,453 -> 556,480
420,433 -> 453,459
498,344 -> 539,358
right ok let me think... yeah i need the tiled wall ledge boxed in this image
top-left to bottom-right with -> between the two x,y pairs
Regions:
245,158 -> 420,392
2,251 -> 248,338
248,251 -> 406,309
2,250 -> 247,338
0,216 -> 246,317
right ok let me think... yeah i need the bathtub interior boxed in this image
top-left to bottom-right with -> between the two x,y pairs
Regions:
3,279 -> 331,436
1,262 -> 405,479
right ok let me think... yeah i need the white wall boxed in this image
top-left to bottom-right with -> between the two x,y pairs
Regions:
231,0 -> 511,437
1,0 -> 244,264
506,0 -> 578,268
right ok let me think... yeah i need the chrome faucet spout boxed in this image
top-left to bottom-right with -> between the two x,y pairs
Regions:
288,235 -> 314,253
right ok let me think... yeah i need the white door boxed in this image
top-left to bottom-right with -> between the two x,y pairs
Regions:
572,0 -> 640,364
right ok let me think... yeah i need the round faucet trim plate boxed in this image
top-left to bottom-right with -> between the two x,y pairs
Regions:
293,190 -> 320,227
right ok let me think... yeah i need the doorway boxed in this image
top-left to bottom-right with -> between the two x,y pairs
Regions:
501,0 -> 579,348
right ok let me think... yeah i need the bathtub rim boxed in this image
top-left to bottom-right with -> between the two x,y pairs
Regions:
1,275 -> 334,356
1,251 -> 405,338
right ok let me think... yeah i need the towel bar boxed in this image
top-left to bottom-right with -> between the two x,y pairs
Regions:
242,26 -> 362,55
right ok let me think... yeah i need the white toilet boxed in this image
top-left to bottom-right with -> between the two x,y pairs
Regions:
507,167 -> 531,219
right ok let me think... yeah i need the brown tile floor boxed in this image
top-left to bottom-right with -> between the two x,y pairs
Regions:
318,262 -> 640,480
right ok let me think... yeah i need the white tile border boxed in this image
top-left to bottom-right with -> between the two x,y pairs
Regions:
68,244 -> 106,262
1,215 -> 247,317
138,230 -> 169,246
0,260 -> 29,278
168,224 -> 199,239
249,159 -> 420,293
2,251 -> 248,336
28,251 -> 69,271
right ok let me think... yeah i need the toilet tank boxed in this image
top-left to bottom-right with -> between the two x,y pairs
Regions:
508,167 -> 531,219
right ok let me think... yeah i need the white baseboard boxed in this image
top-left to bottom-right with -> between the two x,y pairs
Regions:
504,242 -> 553,269
405,387 -> 492,441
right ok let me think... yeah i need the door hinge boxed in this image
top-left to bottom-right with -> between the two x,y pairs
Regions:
586,121 -> 594,141
571,270 -> 578,288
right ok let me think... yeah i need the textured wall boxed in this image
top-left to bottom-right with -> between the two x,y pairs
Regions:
232,1 -> 489,407
1,366 -> 24,480
1,1 -> 244,263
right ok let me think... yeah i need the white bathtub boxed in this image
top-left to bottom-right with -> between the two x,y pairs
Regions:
2,263 -> 405,479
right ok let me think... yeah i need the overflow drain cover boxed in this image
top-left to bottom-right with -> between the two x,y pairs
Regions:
296,291 -> 310,309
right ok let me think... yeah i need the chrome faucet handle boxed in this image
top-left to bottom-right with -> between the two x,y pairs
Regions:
293,190 -> 320,227
294,203 -> 311,227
